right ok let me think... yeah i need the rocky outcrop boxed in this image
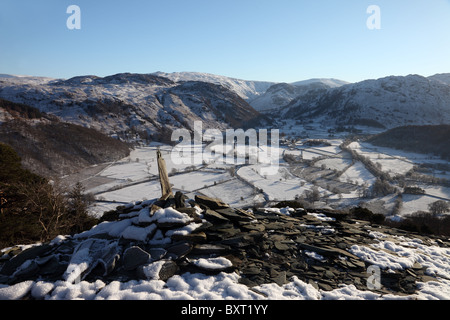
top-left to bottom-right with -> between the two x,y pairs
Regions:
1,193 -> 449,297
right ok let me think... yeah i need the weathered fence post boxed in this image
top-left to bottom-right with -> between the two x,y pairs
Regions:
157,149 -> 173,198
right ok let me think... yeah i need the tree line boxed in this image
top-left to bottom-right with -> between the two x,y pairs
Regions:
0,143 -> 98,249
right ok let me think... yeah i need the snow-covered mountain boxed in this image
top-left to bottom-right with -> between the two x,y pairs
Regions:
250,80 -> 349,112
1,71 -> 449,137
290,78 -> 349,88
282,74 -> 450,129
152,71 -> 350,112
428,73 -> 450,86
0,73 -> 261,142
152,71 -> 275,101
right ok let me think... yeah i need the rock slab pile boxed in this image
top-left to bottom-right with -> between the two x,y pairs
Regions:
1,192 -> 449,297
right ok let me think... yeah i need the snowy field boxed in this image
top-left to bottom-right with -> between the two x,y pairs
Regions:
348,141 -> 449,178
200,179 -> 266,208
82,136 -> 449,219
237,164 -> 320,201
338,161 -> 376,186
315,157 -> 353,172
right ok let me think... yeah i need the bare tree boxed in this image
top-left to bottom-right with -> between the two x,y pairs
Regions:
428,200 -> 450,216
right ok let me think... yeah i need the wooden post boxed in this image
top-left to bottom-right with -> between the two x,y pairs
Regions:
157,149 -> 173,198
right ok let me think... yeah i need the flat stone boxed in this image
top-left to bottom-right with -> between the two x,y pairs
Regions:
0,244 -> 53,276
215,227 -> 240,237
191,244 -> 230,255
203,209 -> 229,223
272,271 -> 287,286
264,222 -> 285,230
176,207 -> 202,222
38,255 -> 66,276
137,260 -> 179,281
318,282 -> 333,291
421,275 -> 438,283
308,279 -> 319,290
158,260 -> 179,281
349,258 -> 366,269
9,260 -> 39,282
235,209 -> 256,220
220,236 -> 251,248
242,267 -> 261,276
171,232 -> 207,243
216,208 -> 253,221
166,242 -> 193,260
174,191 -> 187,208
156,221 -> 190,229
240,222 -> 266,232
195,195 -> 229,210
412,262 -> 423,270
148,248 -> 167,261
123,246 -> 151,271
274,241 -> 290,251
325,270 -> 335,279
298,242 -> 360,261
291,208 -> 307,217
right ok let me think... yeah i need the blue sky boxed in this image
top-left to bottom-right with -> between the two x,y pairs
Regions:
1,0 -> 450,83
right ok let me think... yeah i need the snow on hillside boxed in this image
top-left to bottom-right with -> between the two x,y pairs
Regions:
290,78 -> 349,88
152,72 -> 350,112
250,82 -> 331,112
283,74 -> 450,129
250,79 -> 349,112
428,73 -> 450,86
153,71 -> 275,101
0,73 -> 260,141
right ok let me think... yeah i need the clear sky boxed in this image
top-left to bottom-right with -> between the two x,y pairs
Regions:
1,0 -> 450,83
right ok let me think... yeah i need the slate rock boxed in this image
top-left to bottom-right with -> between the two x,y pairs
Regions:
203,209 -> 229,223
240,222 -> 265,232
9,260 -> 40,283
39,256 -> 68,281
0,244 -> 53,276
123,246 -> 151,271
171,232 -> 207,243
191,244 -> 231,255
274,241 -> 291,251
166,242 -> 193,260
272,271 -> 287,286
242,266 -> 261,276
215,208 -> 252,221
158,260 -> 179,281
137,260 -> 179,281
291,208 -> 307,218
148,248 -> 167,261
195,195 -> 229,210
174,191 -> 187,208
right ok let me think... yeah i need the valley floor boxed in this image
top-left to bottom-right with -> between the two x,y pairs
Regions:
65,129 -> 449,222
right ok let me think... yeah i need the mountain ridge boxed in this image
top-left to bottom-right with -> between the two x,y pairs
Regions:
1,71 -> 449,135
0,72 -> 262,144
281,74 -> 450,129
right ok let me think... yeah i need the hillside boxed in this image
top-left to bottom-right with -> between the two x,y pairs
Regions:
367,125 -> 450,160
250,82 -> 335,112
152,71 -> 276,101
0,73 -> 262,143
153,71 -> 350,112
0,143 -> 98,248
0,99 -> 131,178
282,74 -> 450,129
